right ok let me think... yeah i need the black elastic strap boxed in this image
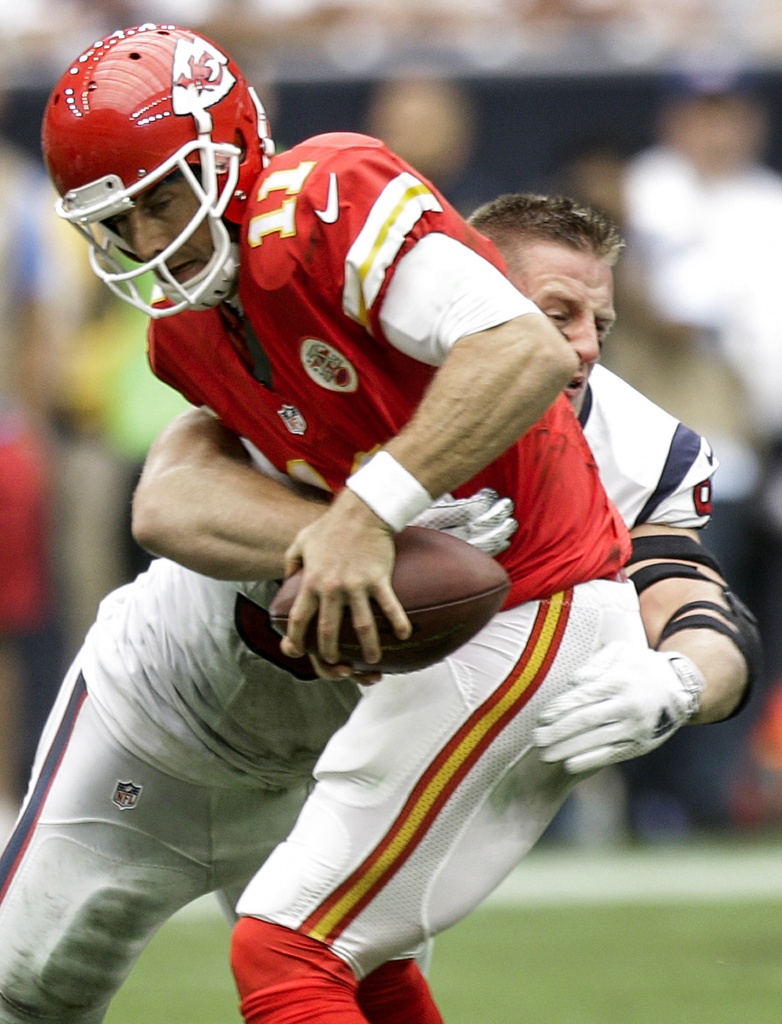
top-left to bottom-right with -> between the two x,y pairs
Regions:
661,599 -> 729,624
658,594 -> 761,716
629,561 -> 711,595
628,533 -> 760,714
629,533 -> 724,575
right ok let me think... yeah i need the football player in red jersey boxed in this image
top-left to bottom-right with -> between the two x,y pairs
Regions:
40,26 -> 701,1024
0,192 -> 754,1023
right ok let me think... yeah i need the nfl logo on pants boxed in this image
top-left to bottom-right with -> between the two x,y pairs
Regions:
112,780 -> 142,810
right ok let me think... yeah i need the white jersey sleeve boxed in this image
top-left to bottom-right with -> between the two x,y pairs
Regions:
581,365 -> 717,530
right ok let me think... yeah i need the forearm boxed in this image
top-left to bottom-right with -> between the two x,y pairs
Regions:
384,313 -> 576,499
132,409 -> 327,580
280,312 -> 574,665
630,525 -> 753,724
534,525 -> 754,774
656,627 -> 747,723
134,471 -> 325,580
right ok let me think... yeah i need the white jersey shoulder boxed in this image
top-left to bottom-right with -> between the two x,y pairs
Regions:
80,558 -> 359,789
582,365 -> 716,530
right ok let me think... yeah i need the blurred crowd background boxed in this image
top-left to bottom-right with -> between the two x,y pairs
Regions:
4,0 -> 782,845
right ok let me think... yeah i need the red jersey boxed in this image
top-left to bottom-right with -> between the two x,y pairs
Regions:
148,132 -> 629,606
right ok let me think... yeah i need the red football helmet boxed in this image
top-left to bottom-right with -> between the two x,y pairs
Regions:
41,24 -> 275,317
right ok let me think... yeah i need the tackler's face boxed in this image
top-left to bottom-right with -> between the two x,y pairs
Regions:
508,240 -> 616,416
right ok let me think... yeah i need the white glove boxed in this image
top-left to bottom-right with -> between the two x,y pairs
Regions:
533,641 -> 705,774
411,488 -> 517,556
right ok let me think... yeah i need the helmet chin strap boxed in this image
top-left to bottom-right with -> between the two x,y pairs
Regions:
248,86 -> 276,168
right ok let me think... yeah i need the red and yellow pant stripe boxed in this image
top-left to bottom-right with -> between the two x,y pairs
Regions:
302,589 -> 573,944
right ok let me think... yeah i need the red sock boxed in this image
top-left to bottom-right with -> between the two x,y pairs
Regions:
357,959 -> 444,1024
231,917 -> 367,1024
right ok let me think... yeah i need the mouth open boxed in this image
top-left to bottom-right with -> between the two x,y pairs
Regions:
564,375 -> 585,401
167,260 -> 202,284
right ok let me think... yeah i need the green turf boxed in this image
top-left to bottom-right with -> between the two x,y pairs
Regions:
104,891 -> 782,1023
430,901 -> 782,1024
104,913 -> 236,1023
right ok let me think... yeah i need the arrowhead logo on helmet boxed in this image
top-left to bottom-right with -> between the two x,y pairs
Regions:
172,38 -> 237,115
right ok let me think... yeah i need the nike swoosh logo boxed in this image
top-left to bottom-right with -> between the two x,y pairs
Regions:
315,173 -> 339,224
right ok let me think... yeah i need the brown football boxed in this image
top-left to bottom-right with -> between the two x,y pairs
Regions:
268,526 -> 510,674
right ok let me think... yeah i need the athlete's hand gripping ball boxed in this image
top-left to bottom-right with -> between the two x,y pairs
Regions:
533,641 -> 705,774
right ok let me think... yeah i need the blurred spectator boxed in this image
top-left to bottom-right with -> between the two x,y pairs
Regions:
0,78 -> 185,838
0,0 -> 774,85
559,126 -> 763,600
622,70 -> 781,643
52,276 -> 191,651
364,73 -> 498,215
0,99 -> 70,839
0,416 -> 55,840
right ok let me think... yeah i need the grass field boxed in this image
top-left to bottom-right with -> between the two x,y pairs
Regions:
104,836 -> 782,1024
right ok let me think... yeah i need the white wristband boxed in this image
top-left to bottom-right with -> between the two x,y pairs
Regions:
346,451 -> 433,532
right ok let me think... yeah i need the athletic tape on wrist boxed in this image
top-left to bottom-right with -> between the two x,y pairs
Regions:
663,652 -> 705,720
346,451 -> 433,532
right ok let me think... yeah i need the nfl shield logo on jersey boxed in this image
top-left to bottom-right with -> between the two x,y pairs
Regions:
112,780 -> 143,811
277,404 -> 307,435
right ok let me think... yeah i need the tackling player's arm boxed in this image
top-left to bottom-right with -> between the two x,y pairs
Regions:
534,521 -> 758,774
132,407 -> 328,581
134,407 -> 520,585
626,523 -> 756,723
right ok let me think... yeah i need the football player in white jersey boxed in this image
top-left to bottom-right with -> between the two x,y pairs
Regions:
0,187 -> 753,1022
134,194 -> 755,781
0,430 -> 514,1024
467,193 -> 757,771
